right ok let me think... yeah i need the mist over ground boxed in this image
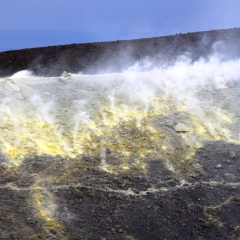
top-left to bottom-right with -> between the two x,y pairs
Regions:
1,29 -> 240,239
0,55 -> 240,169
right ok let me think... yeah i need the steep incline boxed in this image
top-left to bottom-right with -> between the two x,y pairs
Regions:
1,28 -> 240,77
1,28 -> 240,239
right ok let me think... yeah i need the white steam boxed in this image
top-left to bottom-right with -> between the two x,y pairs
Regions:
0,55 -> 240,164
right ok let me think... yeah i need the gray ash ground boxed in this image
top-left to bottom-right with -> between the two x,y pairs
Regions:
1,143 -> 240,239
1,28 -> 240,239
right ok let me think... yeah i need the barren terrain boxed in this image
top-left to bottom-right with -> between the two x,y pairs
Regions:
0,28 -> 240,239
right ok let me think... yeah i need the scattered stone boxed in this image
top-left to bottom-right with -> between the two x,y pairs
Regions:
229,151 -> 237,159
216,164 -> 222,169
61,71 -> 71,78
119,228 -> 124,233
5,81 -> 21,92
59,71 -> 71,81
163,120 -> 174,127
49,228 -> 58,235
223,172 -> 238,182
174,122 -> 189,133
202,221 -> 210,228
192,163 -> 207,176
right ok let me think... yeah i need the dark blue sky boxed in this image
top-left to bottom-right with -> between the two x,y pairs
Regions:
1,0 -> 240,52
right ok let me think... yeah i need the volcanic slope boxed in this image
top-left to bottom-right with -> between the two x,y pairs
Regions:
1,28 -> 240,239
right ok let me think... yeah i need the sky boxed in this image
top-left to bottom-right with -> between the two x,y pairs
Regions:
1,0 -> 240,52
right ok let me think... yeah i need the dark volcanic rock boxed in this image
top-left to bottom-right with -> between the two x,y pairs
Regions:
1,28 -> 240,77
